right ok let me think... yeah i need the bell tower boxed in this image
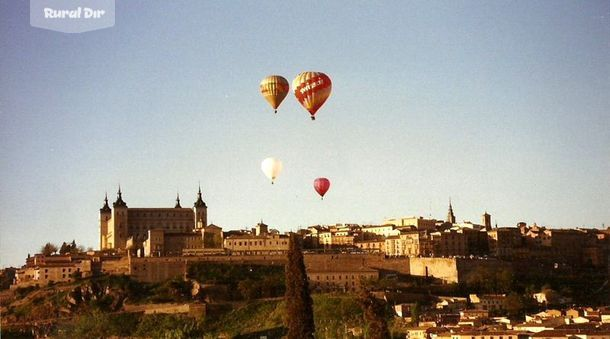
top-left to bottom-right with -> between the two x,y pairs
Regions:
482,211 -> 491,231
110,186 -> 129,249
99,193 -> 111,250
194,185 -> 207,230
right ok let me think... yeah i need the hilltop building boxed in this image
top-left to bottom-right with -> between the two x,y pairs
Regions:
99,186 -> 222,256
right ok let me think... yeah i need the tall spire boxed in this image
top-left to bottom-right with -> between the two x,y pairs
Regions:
113,185 -> 127,208
100,192 -> 111,213
194,185 -> 206,208
175,192 -> 182,208
446,198 -> 456,224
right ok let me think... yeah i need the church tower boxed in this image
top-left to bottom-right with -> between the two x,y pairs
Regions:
99,193 -> 111,250
110,186 -> 129,249
482,211 -> 491,231
446,199 -> 456,224
194,186 -> 207,230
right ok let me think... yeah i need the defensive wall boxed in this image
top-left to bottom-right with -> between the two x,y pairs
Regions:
408,258 -> 460,283
128,255 -> 288,283
102,254 -> 503,284
303,253 -> 410,275
408,257 -> 511,284
125,254 -> 401,283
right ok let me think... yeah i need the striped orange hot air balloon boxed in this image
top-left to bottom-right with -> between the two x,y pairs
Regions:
260,75 -> 289,114
292,72 -> 332,120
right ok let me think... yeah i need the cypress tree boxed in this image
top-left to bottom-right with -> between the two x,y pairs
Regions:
285,233 -> 315,339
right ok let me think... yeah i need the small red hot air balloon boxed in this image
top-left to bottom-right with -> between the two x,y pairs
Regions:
314,177 -> 331,199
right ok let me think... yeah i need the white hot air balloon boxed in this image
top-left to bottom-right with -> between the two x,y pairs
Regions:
261,157 -> 283,184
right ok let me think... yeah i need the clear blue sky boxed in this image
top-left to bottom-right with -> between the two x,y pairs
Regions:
1,1 -> 609,268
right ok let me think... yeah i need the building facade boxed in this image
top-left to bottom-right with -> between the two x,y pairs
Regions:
99,187 -> 209,252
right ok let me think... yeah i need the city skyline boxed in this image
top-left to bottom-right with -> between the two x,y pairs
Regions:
1,1 -> 609,268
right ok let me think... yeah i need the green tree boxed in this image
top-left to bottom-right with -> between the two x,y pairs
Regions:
496,268 -> 515,293
41,242 -> 58,256
238,278 -> 260,300
285,233 -> 315,339
0,267 -> 16,290
359,290 -> 390,339
503,293 -> 525,318
411,302 -> 421,326
59,242 -> 69,254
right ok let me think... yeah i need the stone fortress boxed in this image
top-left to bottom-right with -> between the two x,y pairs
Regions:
99,186 -> 223,256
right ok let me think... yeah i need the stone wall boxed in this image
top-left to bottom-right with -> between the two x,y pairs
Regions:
407,257 -> 511,283
100,256 -> 130,275
123,302 -> 205,318
408,257 -> 459,283
128,255 -> 288,283
112,254 -> 505,284
303,253 -> 410,275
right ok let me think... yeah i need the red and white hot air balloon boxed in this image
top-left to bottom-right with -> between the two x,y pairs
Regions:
313,177 -> 331,199
293,72 -> 332,120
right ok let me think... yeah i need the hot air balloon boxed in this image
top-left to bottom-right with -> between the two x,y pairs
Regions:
261,157 -> 283,184
260,75 -> 289,114
292,72 -> 332,120
314,177 -> 331,199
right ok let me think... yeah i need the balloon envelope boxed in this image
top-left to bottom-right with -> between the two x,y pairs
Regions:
314,177 -> 331,199
293,72 -> 332,120
260,75 -> 289,113
261,157 -> 283,184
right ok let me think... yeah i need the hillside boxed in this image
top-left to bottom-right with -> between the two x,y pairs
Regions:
1,265 -> 400,338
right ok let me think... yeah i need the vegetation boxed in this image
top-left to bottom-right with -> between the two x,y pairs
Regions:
410,301 -> 421,326
313,294 -> 362,338
201,299 -> 286,336
40,242 -> 58,256
6,254 -> 607,338
0,267 -> 16,290
59,239 -> 86,255
187,262 -> 285,300
285,233 -> 315,339
463,266 -> 514,294
359,290 -> 390,339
